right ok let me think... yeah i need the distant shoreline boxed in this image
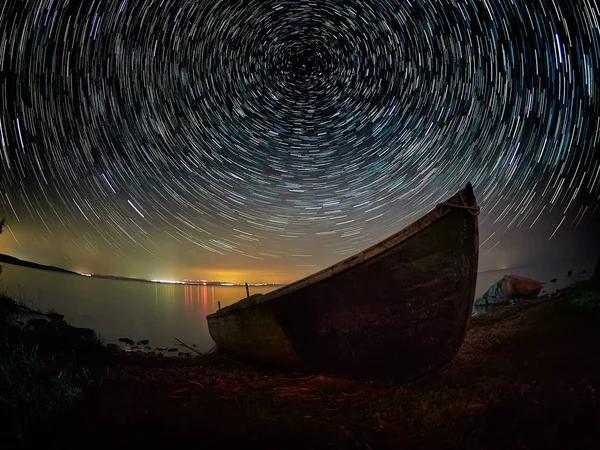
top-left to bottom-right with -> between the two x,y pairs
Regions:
0,254 -> 283,287
2,252 -> 596,288
0,253 -> 79,276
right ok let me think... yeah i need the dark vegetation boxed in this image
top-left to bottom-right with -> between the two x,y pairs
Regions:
0,291 -> 108,446
1,217 -> 599,449
0,337 -> 87,442
0,220 -> 105,446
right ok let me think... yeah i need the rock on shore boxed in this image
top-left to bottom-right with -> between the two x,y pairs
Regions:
475,274 -> 543,306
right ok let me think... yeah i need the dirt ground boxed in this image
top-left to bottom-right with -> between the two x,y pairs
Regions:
20,278 -> 600,449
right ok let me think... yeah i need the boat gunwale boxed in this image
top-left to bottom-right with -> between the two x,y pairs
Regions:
207,185 -> 477,319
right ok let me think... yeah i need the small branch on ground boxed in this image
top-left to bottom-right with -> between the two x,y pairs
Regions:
120,370 -> 140,381
174,337 -> 205,356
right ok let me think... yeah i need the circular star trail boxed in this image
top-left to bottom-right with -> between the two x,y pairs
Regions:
0,0 -> 599,278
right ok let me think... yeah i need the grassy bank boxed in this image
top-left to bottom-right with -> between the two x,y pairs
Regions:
0,293 -> 107,446
0,340 -> 86,442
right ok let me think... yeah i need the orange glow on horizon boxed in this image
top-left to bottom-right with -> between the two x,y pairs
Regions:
181,267 -> 305,285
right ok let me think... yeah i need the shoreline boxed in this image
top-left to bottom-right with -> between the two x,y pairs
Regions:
0,254 -> 284,287
5,250 -> 597,289
2,275 -> 599,448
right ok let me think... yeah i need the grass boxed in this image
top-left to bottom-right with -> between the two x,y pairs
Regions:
569,287 -> 600,308
0,342 -> 88,441
0,292 -> 94,445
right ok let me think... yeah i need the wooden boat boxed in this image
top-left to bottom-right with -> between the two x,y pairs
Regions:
206,183 -> 479,380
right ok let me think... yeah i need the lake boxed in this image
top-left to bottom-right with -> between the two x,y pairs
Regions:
1,263 -> 278,354
1,256 -> 596,353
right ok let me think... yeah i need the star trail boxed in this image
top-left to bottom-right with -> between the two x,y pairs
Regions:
0,0 -> 599,282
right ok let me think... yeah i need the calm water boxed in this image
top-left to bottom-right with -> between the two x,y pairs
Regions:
1,263 -> 277,353
475,256 -> 597,299
1,256 -> 596,353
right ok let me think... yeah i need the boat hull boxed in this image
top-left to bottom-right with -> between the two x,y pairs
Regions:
208,187 -> 478,380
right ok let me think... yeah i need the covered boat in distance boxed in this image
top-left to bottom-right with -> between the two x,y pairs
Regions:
206,183 -> 479,380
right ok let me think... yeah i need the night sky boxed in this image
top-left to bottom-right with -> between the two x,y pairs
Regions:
1,0 -> 599,283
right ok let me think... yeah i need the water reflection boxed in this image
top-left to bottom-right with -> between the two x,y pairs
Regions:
183,284 -> 213,316
2,255 -> 596,353
1,263 -> 278,353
